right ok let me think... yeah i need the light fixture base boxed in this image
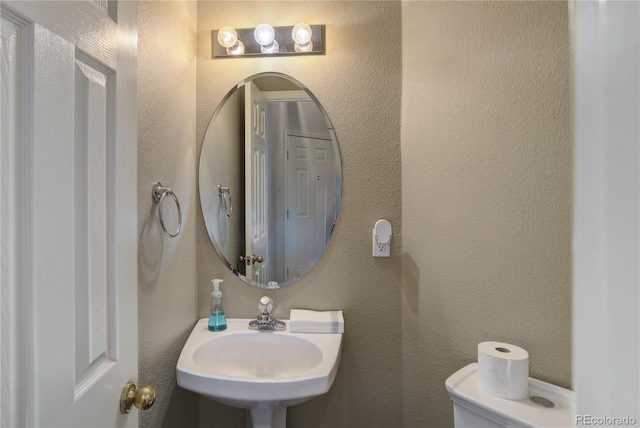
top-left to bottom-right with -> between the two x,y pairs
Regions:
212,25 -> 325,58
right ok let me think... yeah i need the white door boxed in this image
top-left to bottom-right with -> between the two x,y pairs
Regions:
0,1 -> 138,427
244,82 -> 268,283
284,132 -> 335,281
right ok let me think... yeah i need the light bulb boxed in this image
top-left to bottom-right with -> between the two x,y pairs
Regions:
217,26 -> 238,48
254,23 -> 275,46
292,23 -> 313,53
254,23 -> 279,54
217,26 -> 245,55
292,23 -> 312,45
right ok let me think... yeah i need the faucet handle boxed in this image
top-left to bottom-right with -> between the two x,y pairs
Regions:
258,296 -> 274,315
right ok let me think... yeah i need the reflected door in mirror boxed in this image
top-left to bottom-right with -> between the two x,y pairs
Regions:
246,82 -> 268,283
284,133 -> 336,281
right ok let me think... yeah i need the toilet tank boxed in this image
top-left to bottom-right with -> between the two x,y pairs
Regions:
446,363 -> 574,428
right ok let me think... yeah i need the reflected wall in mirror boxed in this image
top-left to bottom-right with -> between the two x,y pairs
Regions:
200,73 -> 342,288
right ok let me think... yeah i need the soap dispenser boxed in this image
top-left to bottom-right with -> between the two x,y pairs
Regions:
208,279 -> 227,331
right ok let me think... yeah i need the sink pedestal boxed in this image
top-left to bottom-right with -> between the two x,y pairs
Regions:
249,406 -> 286,428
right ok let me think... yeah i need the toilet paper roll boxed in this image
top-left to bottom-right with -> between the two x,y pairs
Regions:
477,341 -> 529,400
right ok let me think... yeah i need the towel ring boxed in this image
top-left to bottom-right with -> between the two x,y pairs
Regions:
152,182 -> 182,238
216,183 -> 232,218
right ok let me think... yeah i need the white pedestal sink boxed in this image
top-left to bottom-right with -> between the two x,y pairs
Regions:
176,318 -> 343,428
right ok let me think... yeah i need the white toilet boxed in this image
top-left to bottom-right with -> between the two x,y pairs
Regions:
446,363 -> 575,428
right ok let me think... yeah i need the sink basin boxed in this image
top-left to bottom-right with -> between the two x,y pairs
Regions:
176,318 -> 343,428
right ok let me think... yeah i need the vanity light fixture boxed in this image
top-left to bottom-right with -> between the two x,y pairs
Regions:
212,23 -> 325,58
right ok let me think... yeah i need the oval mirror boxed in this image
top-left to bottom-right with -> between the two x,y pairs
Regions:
199,73 -> 342,289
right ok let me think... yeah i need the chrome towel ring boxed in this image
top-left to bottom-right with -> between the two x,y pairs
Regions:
152,182 -> 182,238
216,183 -> 232,218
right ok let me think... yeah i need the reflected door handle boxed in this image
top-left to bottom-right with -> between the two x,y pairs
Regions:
120,381 -> 156,414
239,255 -> 264,265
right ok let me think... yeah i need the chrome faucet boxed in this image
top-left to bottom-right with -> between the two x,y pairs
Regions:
248,296 -> 286,331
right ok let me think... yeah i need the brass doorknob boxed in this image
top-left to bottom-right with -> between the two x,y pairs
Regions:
253,255 -> 264,263
120,381 -> 156,414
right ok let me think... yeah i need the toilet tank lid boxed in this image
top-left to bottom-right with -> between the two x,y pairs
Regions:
446,363 -> 575,428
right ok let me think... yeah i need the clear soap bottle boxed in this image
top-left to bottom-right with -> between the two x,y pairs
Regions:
208,279 -> 227,331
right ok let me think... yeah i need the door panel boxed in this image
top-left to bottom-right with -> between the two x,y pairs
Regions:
0,1 -> 137,426
73,56 -> 114,394
28,22 -> 78,424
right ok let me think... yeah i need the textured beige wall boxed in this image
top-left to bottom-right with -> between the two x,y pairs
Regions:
401,2 -> 572,427
196,2 -> 403,427
137,1 -> 199,427
133,2 -> 572,427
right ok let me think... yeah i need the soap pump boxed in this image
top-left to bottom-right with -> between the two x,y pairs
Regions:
208,279 -> 227,332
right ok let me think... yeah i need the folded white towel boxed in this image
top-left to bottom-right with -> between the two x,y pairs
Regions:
289,309 -> 344,334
